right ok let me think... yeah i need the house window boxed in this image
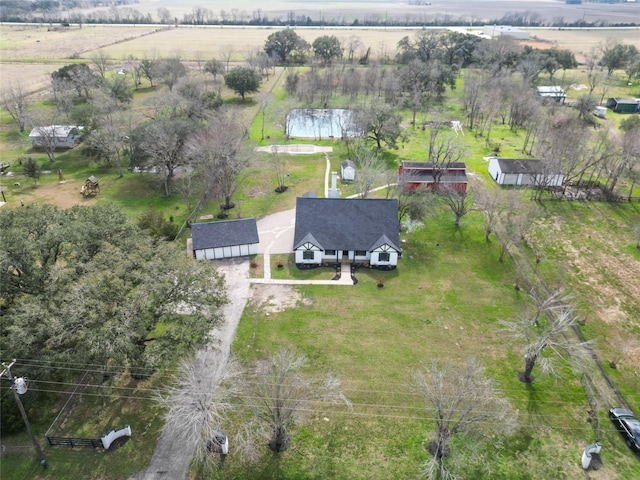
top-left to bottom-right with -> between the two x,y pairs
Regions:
303,250 -> 314,260
355,250 -> 366,257
325,249 -> 336,256
379,252 -> 390,262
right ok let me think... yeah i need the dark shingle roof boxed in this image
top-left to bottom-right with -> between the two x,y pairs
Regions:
294,197 -> 400,252
191,218 -> 259,251
402,161 -> 466,170
494,158 -> 546,174
341,160 -> 356,168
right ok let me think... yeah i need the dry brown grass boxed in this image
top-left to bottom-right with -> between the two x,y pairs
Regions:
2,23 -> 640,96
527,27 -> 640,63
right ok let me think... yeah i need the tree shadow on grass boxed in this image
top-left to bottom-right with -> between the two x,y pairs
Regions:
524,382 -> 544,427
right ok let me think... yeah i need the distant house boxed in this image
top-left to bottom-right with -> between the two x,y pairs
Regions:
606,98 -> 640,113
341,160 -> 356,182
488,157 -> 564,187
293,197 -> 401,269
29,125 -> 84,149
537,86 -> 566,103
482,25 -> 530,40
192,218 -> 259,260
399,161 -> 468,192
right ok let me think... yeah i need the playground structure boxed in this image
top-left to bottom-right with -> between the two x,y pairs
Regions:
80,176 -> 99,196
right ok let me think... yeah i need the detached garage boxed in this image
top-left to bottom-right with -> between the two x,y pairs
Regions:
192,218 -> 259,260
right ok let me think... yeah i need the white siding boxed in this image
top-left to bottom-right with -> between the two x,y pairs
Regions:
488,158 -> 502,184
295,249 -> 321,264
195,243 -> 258,260
370,251 -> 398,267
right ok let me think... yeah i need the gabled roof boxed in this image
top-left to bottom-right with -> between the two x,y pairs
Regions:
294,197 -> 400,252
608,97 -> 639,105
28,125 -> 83,138
341,159 -> 356,169
492,158 -> 552,174
191,218 -> 259,251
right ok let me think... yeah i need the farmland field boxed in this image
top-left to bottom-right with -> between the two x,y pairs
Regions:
2,23 -> 640,96
1,9 -> 640,479
70,0 -> 640,24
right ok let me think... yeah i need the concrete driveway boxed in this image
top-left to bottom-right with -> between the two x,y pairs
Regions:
256,208 -> 295,255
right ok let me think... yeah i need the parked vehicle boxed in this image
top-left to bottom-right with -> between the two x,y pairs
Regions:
609,407 -> 640,453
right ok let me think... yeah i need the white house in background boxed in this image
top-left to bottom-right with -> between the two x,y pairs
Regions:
482,25 -> 530,40
537,86 -> 566,103
191,218 -> 259,260
293,197 -> 401,269
341,160 -> 356,182
488,157 -> 564,187
29,125 -> 84,149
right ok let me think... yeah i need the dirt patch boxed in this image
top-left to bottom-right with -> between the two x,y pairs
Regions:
12,178 -> 96,209
249,284 -> 303,313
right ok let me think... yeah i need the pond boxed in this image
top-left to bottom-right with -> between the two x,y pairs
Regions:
286,108 -> 355,139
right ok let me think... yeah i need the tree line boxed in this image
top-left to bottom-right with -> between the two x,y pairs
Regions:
2,1 -> 639,27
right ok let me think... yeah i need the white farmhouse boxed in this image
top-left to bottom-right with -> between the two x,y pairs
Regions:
293,197 -> 401,270
29,125 -> 84,149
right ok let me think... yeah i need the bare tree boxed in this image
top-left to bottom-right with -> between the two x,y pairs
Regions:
584,51 -> 603,95
270,148 -> 288,193
156,355 -> 243,475
427,127 -> 465,186
186,111 -> 247,212
90,50 -> 111,79
353,146 -> 386,198
496,192 -> 540,263
501,290 -> 589,383
344,35 -> 363,63
220,44 -> 236,72
409,357 -> 516,480
439,185 -> 472,226
85,111 -> 129,177
245,347 -> 351,453
156,57 -> 186,92
28,111 -> 65,162
472,180 -> 507,242
131,118 -> 194,197
1,83 -> 30,132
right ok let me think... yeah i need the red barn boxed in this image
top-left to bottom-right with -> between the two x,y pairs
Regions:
399,161 -> 468,193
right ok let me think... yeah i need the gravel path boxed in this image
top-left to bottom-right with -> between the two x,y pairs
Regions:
129,257 -> 250,480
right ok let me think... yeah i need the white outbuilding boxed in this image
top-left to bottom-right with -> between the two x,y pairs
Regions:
488,157 -> 564,187
191,218 -> 259,260
341,160 -> 356,182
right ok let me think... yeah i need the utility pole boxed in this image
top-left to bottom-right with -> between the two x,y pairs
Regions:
1,359 -> 48,468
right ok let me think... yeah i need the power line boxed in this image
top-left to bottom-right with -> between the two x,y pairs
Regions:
12,358 -> 638,400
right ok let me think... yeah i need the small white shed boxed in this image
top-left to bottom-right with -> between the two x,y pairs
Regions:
488,157 -> 564,187
192,218 -> 259,260
341,160 -> 356,182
